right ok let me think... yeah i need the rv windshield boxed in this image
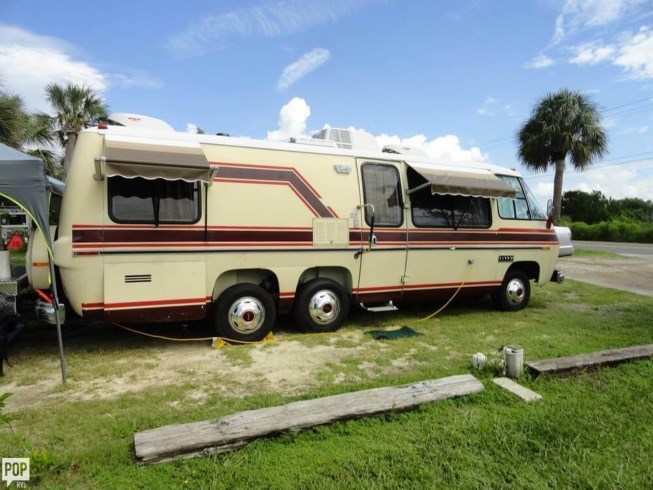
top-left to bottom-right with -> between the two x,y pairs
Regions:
498,176 -> 546,221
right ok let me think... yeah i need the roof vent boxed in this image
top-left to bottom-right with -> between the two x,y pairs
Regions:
312,128 -> 378,152
107,113 -> 175,132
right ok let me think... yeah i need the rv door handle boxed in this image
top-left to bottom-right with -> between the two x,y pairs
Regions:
371,234 -> 377,246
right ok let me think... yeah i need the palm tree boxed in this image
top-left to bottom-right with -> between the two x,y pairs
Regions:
517,88 -> 608,224
1,87 -> 62,177
44,82 -> 108,180
0,91 -> 28,148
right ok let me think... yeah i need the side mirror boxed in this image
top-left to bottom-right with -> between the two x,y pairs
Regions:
546,199 -> 554,229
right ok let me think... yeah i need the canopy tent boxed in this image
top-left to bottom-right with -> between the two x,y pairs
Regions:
0,142 -> 67,382
0,143 -> 54,253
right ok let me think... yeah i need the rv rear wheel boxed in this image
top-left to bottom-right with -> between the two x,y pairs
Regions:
494,270 -> 531,311
294,279 -> 349,333
213,284 -> 275,342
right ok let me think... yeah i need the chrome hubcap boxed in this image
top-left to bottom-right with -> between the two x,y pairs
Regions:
228,296 -> 265,334
506,279 -> 525,306
308,289 -> 340,325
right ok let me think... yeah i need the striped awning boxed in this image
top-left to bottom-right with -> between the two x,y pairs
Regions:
407,161 -> 516,198
103,135 -> 212,183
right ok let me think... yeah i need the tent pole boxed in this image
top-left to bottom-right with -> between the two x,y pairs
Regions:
48,258 -> 67,383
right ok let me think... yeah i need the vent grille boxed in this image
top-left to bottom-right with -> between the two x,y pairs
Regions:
125,274 -> 152,283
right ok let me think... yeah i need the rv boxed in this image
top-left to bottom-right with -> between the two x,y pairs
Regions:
28,116 -> 563,341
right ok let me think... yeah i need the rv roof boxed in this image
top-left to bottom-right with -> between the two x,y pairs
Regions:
84,123 -> 521,178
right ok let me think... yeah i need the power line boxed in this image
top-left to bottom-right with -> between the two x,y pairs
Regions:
523,156 -> 653,179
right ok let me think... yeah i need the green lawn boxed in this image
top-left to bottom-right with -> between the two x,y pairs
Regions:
1,278 -> 653,488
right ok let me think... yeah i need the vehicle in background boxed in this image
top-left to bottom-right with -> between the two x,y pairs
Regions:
555,226 -> 574,256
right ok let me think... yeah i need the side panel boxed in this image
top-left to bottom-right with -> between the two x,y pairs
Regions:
103,261 -> 207,322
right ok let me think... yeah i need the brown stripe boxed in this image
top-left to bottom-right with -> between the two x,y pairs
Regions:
216,164 -> 335,218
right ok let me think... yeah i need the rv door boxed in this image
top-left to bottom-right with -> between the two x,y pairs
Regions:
355,160 -> 408,304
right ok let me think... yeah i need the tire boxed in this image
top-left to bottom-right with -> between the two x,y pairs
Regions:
293,279 -> 349,333
494,270 -> 531,311
213,284 -> 275,342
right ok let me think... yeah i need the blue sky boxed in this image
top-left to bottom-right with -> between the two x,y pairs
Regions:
1,0 -> 652,204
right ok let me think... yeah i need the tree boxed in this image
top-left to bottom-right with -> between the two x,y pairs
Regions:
516,88 -> 608,224
561,190 -> 608,224
0,86 -> 60,176
43,82 -> 108,180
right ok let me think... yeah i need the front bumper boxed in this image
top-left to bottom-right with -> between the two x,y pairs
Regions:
35,299 -> 66,325
551,269 -> 565,283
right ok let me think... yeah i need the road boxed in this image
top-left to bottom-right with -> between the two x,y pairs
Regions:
574,240 -> 653,256
563,240 -> 653,296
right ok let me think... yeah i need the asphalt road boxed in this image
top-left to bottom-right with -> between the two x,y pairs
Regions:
574,240 -> 653,256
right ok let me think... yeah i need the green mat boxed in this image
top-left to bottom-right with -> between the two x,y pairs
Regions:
367,326 -> 421,340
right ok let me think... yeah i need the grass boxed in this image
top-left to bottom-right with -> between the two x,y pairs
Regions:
574,248 -> 625,258
1,279 -> 653,488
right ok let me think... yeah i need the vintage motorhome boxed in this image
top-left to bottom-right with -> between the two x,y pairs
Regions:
28,116 -> 563,341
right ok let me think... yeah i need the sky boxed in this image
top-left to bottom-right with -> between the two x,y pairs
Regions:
1,0 -> 652,205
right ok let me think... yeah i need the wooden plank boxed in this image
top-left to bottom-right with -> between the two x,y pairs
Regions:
492,377 -> 542,403
526,344 -> 653,376
134,374 -> 484,464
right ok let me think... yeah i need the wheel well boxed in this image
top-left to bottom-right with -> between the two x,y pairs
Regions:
296,267 -> 353,295
212,269 -> 279,301
507,262 -> 540,282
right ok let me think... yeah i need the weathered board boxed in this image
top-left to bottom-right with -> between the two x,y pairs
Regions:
526,344 -> 653,376
134,374 -> 484,464
492,377 -> 542,403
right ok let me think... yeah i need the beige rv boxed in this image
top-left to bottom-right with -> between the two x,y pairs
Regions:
28,116 -> 563,341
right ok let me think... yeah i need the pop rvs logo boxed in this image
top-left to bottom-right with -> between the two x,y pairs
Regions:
1,458 -> 30,487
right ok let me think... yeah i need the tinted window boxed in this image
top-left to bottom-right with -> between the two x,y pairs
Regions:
361,164 -> 403,226
108,176 -> 200,225
408,168 -> 491,228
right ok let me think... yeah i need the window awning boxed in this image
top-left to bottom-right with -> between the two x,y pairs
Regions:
102,135 -> 213,183
407,161 -> 516,198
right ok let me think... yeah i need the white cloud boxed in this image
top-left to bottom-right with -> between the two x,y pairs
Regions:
566,26 -> 653,78
571,166 -> 653,200
569,42 -> 616,64
168,0 -> 372,57
277,48 -> 331,91
477,96 -> 497,116
0,24 -> 161,113
552,0 -> 649,45
375,133 -> 488,164
614,26 -> 653,79
0,25 -> 106,112
267,97 -> 311,140
524,54 -> 555,69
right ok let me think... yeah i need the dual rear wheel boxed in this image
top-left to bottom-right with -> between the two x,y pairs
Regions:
212,279 -> 350,341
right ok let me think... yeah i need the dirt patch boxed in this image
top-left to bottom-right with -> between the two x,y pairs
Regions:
2,333 -> 367,412
558,255 -> 653,297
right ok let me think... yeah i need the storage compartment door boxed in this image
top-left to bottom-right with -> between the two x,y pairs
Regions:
103,261 -> 207,323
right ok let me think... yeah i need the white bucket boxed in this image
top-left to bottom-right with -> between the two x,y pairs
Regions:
0,250 -> 10,281
472,352 -> 487,370
504,345 -> 524,378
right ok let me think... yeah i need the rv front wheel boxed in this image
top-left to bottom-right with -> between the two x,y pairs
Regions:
213,284 -> 275,342
495,270 -> 531,311
294,279 -> 349,333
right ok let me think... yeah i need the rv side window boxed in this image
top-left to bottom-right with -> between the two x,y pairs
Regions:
108,176 -> 200,225
407,167 -> 491,228
498,176 -> 546,220
361,164 -> 403,227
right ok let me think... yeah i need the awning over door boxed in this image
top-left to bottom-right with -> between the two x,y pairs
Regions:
407,161 -> 516,198
103,135 -> 212,183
